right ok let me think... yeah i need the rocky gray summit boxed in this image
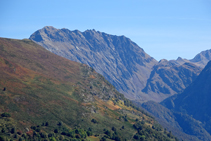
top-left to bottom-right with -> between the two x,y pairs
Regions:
30,26 -> 158,101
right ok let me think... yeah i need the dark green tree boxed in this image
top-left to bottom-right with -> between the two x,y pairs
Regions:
1,112 -> 11,117
11,127 -> 16,134
54,129 -> 58,133
1,128 -> 5,133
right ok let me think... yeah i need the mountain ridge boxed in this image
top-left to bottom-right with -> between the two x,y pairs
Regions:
30,26 -> 158,101
29,26 -> 211,103
142,61 -> 202,102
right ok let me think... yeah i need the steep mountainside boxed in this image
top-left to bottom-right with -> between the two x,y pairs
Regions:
0,38 -> 177,141
140,101 -> 211,141
161,60 -> 211,137
142,59 -> 202,102
29,26 -> 158,101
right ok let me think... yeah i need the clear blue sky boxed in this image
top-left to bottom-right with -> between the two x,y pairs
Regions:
0,0 -> 211,61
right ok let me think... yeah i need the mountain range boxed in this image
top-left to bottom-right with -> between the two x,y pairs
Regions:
141,60 -> 211,141
142,59 -> 202,102
1,26 -> 211,140
30,26 -> 211,103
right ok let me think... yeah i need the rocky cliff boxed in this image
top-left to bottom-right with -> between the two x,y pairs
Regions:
190,49 -> 211,68
142,59 -> 202,102
30,26 -> 158,101
30,26 -> 211,102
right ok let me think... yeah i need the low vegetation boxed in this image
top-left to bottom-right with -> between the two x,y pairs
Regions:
0,38 -> 178,141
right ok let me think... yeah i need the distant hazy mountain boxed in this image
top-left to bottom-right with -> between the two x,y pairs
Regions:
170,49 -> 211,68
190,49 -> 211,68
141,50 -> 211,102
142,59 -> 202,102
161,60 -> 211,137
29,26 -> 157,101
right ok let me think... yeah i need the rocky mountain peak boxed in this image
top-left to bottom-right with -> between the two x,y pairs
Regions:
190,49 -> 211,67
29,26 -> 157,101
159,59 -> 168,63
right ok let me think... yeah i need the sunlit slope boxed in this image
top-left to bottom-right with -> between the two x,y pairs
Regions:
0,38 -> 177,141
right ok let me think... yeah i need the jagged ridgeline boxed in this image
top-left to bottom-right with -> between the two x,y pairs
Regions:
0,38 -> 177,141
29,26 -> 158,101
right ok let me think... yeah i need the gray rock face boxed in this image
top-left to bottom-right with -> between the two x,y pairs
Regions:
29,26 -> 157,101
29,26 -> 211,102
142,59 -> 202,102
141,49 -> 211,102
190,49 -> 211,68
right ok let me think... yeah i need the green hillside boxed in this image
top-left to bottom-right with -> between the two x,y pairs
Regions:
0,38 -> 177,141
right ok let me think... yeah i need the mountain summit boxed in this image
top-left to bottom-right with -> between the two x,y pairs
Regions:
30,26 -> 157,101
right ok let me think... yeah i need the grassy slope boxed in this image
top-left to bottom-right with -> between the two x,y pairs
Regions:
0,38 -> 177,141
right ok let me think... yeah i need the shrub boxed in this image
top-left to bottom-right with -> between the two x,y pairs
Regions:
11,128 -> 16,134
1,128 -> 5,133
91,119 -> 97,123
105,130 -> 111,136
54,129 -> 58,133
45,122 -> 49,126
61,131 -> 66,135
87,131 -> 92,136
35,128 -> 40,132
31,126 -> 36,130
0,136 -> 6,141
1,112 -> 11,117
101,137 -> 106,141
58,121 -> 62,126
112,127 -> 116,132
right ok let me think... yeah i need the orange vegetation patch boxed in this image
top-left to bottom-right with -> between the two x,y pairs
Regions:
81,102 -> 92,106
87,136 -> 99,141
106,100 -> 122,110
89,75 -> 95,79
19,121 -> 27,126
67,91 -> 73,95
26,130 -> 33,137
94,97 -> 121,111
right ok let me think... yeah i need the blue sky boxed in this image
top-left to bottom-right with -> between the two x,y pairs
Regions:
0,0 -> 211,61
